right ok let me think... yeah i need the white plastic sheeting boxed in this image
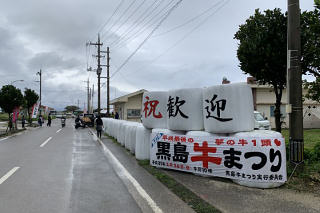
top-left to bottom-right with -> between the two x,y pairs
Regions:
141,91 -> 168,129
167,88 -> 204,131
230,130 -> 285,189
203,83 -> 254,133
186,131 -> 228,137
152,128 -> 185,135
135,125 -> 152,160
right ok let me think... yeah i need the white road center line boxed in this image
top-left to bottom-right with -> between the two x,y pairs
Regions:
40,137 -> 53,147
0,167 -> 20,185
56,129 -> 62,133
89,130 -> 163,213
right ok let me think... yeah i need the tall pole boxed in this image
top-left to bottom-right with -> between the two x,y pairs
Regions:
89,34 -> 103,115
92,84 -> 94,113
84,78 -> 90,112
97,34 -> 101,115
36,69 -> 42,115
287,0 -> 304,166
107,47 -> 110,116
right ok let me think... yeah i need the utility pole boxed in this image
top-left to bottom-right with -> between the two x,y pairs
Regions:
101,47 -> 110,116
83,79 -> 90,113
287,0 -> 304,167
91,84 -> 94,113
106,47 -> 110,116
89,34 -> 103,115
36,69 -> 42,115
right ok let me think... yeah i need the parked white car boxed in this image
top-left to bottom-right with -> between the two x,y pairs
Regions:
254,111 -> 271,130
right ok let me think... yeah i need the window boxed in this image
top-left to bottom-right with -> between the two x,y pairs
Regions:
270,105 -> 286,118
127,109 -> 141,118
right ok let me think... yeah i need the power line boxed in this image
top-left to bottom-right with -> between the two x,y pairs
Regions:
115,0 -> 231,78
111,0 -> 184,78
107,0 -> 163,46
152,0 -> 225,37
101,0 -> 138,41
105,0 -> 147,44
98,0 -> 125,34
112,0 -> 176,48
148,0 -> 230,63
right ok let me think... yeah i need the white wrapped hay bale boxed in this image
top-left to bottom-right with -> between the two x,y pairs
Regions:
135,126 -> 152,160
117,121 -> 127,144
231,130 -> 285,189
124,123 -> 133,149
186,131 -> 228,137
203,83 -> 254,133
129,123 -> 142,154
152,128 -> 185,135
167,88 -> 204,131
102,118 -> 111,134
141,91 -> 168,129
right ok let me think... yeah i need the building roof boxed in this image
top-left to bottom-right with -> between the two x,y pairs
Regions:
110,89 -> 148,105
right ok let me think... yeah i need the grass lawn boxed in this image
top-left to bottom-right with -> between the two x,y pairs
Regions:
281,129 -> 320,150
0,113 -> 9,121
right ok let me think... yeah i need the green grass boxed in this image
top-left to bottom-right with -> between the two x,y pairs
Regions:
0,113 -> 8,121
282,129 -> 320,150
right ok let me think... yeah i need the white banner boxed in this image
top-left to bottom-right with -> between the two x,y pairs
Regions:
31,102 -> 40,118
150,133 -> 287,182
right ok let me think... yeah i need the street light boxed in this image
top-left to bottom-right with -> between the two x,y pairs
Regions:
10,80 -> 24,85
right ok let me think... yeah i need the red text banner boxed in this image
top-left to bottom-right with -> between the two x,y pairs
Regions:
150,133 -> 287,182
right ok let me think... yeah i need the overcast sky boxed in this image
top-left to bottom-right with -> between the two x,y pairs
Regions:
0,0 -> 315,110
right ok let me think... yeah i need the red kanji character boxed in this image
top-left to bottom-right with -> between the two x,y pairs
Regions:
168,136 -> 174,141
162,135 -> 168,140
215,138 -> 224,145
238,139 -> 248,146
186,165 -> 190,170
188,138 -> 194,143
181,137 -> 186,142
251,139 -> 257,146
191,141 -> 222,168
143,96 -> 162,118
261,139 -> 272,146
227,140 -> 235,145
174,136 -> 180,142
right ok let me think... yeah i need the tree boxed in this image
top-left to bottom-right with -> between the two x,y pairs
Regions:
24,88 -> 39,124
65,105 -> 79,113
304,78 -> 320,103
234,8 -> 320,132
234,9 -> 287,132
0,85 -> 24,131
315,0 -> 320,9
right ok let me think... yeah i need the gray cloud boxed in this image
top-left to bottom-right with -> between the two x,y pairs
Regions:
0,0 -> 315,110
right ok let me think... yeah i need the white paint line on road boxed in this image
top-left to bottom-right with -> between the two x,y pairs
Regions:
40,137 -> 53,147
56,129 -> 62,133
89,129 -> 163,213
0,167 -> 20,185
0,137 -> 9,142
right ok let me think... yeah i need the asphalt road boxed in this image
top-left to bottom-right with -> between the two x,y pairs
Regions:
0,119 -> 194,213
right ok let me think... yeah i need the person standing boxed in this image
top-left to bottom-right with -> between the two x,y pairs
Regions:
115,112 -> 119,119
95,115 -> 103,139
22,115 -> 25,128
38,115 -> 42,127
47,114 -> 52,127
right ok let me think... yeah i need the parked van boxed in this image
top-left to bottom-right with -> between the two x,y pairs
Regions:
254,111 -> 271,130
